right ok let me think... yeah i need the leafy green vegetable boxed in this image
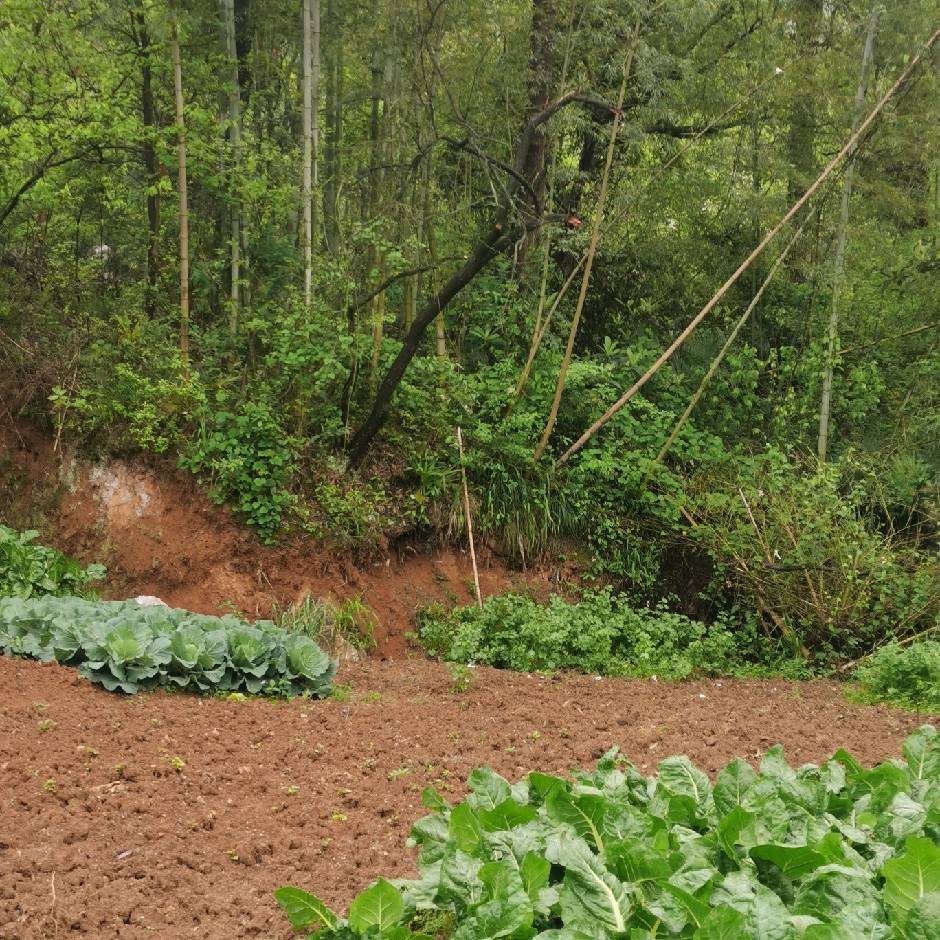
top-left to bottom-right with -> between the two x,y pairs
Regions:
0,595 -> 334,697
0,525 -> 105,599
278,727 -> 940,939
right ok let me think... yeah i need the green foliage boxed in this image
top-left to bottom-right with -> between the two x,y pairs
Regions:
181,402 -> 298,541
687,449 -> 940,663
416,591 -> 789,680
0,596 -> 335,696
855,641 -> 940,712
0,525 -> 105,598
273,593 -> 378,653
277,726 -> 940,939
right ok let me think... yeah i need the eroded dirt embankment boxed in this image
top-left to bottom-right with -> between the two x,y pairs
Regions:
0,423 -> 561,655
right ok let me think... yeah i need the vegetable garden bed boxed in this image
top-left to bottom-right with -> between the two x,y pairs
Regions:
1,655 -> 937,939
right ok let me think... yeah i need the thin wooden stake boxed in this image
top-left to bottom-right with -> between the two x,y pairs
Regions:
457,427 -> 483,609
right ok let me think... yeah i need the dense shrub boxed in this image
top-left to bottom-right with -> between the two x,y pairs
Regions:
278,726 -> 940,939
180,402 -> 299,541
856,641 -> 940,712
416,591 -> 793,679
0,596 -> 335,696
0,525 -> 105,598
686,449 -> 940,664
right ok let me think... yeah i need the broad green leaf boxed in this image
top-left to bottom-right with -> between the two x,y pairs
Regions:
449,802 -> 483,853
657,756 -> 711,806
693,905 -> 749,939
549,835 -> 632,934
479,798 -> 538,831
903,727 -> 939,783
903,891 -> 940,940
546,790 -> 607,851
272,886 -> 337,930
438,846 -> 484,909
714,759 -> 757,815
348,878 -> 404,932
882,837 -> 940,922
604,837 -> 671,887
521,852 -> 551,899
467,768 -> 511,811
793,865 -> 889,936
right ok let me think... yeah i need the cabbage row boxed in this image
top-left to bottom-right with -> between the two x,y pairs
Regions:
278,726 -> 940,939
0,595 -> 335,696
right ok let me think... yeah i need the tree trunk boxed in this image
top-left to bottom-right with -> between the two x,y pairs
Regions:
222,0 -> 242,345
302,0 -> 313,305
171,10 -> 190,369
133,4 -> 160,318
347,225 -> 510,465
323,0 -> 342,257
532,32 -> 638,462
786,0 -> 822,207
817,7 -> 879,463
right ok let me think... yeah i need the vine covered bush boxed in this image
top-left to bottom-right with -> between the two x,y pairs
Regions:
0,525 -> 105,599
416,591 -> 789,679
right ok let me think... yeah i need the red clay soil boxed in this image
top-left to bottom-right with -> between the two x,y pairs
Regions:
1,655 -> 936,940
0,424 -> 570,657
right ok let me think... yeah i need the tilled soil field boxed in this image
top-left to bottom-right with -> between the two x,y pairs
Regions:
1,655 -> 936,939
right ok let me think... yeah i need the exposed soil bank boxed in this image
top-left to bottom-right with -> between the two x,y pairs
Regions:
1,655 -> 935,939
0,424 -> 567,656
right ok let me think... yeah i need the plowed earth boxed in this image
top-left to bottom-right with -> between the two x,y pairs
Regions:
1,656 -> 936,940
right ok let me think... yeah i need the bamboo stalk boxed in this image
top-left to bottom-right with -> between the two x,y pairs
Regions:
556,25 -> 940,467
457,427 -> 483,609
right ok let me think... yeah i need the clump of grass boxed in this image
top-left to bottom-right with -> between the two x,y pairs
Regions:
273,594 -> 378,655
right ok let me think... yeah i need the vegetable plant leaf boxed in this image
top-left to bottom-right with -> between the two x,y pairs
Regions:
882,837 -> 940,922
272,886 -> 337,930
347,878 -> 404,932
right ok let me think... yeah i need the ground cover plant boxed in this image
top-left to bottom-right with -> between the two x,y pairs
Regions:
277,726 -> 940,939
856,642 -> 940,713
417,591 -> 800,680
0,595 -> 335,696
0,524 -> 105,599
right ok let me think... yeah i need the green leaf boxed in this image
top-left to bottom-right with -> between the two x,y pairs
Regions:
478,798 -> 538,831
903,892 -> 940,940
903,727 -> 940,783
272,887 -> 337,930
348,879 -> 404,932
657,756 -> 711,806
882,837 -> 940,922
546,790 -> 607,851
466,767 -> 511,811
449,802 -> 483,854
693,905 -> 749,939
548,835 -> 632,934
714,759 -> 757,815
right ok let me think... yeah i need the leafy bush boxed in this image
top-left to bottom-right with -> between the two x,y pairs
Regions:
856,641 -> 940,712
181,402 -> 299,541
686,449 -> 940,664
0,596 -> 335,696
417,591 -> 786,680
278,726 -> 940,939
0,525 -> 105,598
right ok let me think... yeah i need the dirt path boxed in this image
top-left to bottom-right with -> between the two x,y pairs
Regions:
1,656 -> 935,939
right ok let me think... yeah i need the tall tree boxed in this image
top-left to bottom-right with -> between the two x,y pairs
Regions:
222,0 -> 243,344
171,5 -> 190,368
817,6 -> 880,463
